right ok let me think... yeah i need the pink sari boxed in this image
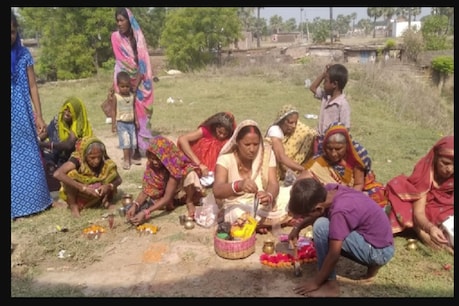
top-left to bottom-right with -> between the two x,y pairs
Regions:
111,8 -> 153,151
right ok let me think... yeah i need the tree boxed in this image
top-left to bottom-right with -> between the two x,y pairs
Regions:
310,18 -> 330,44
421,14 -> 450,50
381,7 -> 395,37
159,7 -> 242,72
131,7 -> 167,49
19,7 -> 114,80
269,15 -> 283,34
350,12 -> 357,33
367,7 -> 383,38
431,7 -> 454,35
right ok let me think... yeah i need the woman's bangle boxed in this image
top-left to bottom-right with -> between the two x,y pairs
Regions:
266,192 -> 274,204
133,201 -> 140,208
231,180 -> 241,194
144,209 -> 150,219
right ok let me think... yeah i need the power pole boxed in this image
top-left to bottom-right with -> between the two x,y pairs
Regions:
257,7 -> 261,48
330,7 -> 333,44
300,7 -> 303,43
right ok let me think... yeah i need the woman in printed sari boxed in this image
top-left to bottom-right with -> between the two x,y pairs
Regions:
385,135 -> 453,254
265,104 -> 317,182
302,122 -> 387,208
53,136 -> 122,218
177,112 -> 236,176
39,97 -> 93,191
213,119 -> 291,234
126,135 -> 204,225
111,7 -> 154,162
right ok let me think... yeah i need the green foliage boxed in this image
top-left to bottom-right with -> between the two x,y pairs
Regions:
421,15 -> 450,50
18,7 -> 115,81
101,58 -> 115,71
385,39 -> 396,49
311,19 -> 330,44
402,29 -> 425,62
431,56 -> 454,74
159,8 -> 242,72
131,7 -> 166,49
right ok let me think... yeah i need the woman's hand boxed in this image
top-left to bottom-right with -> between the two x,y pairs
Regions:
429,225 -> 450,246
256,190 -> 273,206
238,179 -> 258,194
129,210 -> 148,226
199,164 -> 209,177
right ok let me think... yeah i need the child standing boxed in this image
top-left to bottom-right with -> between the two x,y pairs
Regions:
309,64 -> 350,154
112,71 -> 138,170
287,178 -> 394,297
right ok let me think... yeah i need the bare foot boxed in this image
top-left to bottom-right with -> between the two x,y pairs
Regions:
70,205 -> 81,218
366,265 -> 381,279
305,280 -> 340,297
52,201 -> 67,208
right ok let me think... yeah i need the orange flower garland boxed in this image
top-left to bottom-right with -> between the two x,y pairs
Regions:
260,244 -> 317,268
82,224 -> 106,234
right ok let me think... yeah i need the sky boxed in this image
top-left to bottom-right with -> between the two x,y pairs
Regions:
259,7 -> 431,23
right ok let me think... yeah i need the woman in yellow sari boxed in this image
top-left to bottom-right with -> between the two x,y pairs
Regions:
54,136 -> 122,217
303,122 -> 386,208
265,104 -> 317,181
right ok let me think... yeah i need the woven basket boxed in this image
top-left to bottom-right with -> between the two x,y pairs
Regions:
214,233 -> 256,260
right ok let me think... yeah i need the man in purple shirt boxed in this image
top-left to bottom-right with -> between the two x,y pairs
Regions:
288,178 -> 394,297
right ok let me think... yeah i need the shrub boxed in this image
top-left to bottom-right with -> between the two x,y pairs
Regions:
431,56 -> 454,74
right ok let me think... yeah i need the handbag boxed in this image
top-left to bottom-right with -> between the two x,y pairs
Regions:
100,92 -> 115,118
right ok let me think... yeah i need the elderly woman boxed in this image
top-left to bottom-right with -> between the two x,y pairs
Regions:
53,136 -> 122,217
39,97 -> 93,191
126,136 -> 204,225
301,122 -> 386,208
178,112 -> 236,176
111,7 -> 154,162
213,119 -> 291,233
385,135 -> 454,254
265,104 -> 317,181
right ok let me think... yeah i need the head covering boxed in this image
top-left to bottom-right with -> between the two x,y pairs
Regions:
220,119 -> 265,183
67,136 -> 118,185
57,97 -> 93,141
407,135 -> 454,195
322,122 -> 370,171
272,104 -> 299,126
143,136 -> 199,198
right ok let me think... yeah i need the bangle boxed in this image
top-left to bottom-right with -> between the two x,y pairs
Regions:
266,192 -> 274,204
133,201 -> 140,208
144,209 -> 150,219
231,180 -> 241,194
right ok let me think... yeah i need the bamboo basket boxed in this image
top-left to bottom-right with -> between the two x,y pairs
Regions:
214,233 -> 256,260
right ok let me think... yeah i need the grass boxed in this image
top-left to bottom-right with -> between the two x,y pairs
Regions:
11,51 -> 454,297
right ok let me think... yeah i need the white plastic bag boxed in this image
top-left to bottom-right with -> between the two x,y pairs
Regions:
194,192 -> 219,228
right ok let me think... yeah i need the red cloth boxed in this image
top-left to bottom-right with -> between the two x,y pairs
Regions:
386,136 -> 454,233
190,126 -> 228,172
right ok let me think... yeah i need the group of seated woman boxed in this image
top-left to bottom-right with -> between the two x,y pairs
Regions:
46,101 -> 454,254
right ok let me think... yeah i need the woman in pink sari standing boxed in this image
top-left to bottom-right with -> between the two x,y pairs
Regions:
111,7 -> 154,164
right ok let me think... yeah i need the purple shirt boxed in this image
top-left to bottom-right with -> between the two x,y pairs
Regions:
325,183 -> 393,248
314,87 -> 351,136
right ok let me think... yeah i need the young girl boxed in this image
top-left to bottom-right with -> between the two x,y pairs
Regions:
112,71 -> 138,170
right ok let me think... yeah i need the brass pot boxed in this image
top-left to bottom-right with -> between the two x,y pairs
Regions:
262,239 -> 275,254
406,238 -> 418,250
184,220 -> 195,230
121,194 -> 133,207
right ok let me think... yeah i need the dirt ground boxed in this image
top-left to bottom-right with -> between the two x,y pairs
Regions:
11,128 -> 372,297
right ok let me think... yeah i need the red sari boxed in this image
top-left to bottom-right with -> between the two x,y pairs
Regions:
385,136 -> 454,234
